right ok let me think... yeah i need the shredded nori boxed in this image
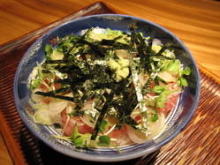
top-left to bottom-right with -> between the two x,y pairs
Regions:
35,91 -> 76,102
33,27 -> 182,141
91,92 -> 114,140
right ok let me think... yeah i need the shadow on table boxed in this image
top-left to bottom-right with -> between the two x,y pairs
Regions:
20,126 -> 159,165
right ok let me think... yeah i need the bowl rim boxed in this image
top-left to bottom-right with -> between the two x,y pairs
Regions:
13,13 -> 200,162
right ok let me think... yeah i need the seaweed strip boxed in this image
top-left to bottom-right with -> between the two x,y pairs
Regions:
91,92 -> 114,140
35,91 -> 76,102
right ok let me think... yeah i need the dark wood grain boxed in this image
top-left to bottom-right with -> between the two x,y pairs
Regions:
0,2 -> 219,165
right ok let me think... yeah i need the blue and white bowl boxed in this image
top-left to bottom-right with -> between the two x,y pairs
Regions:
14,14 -> 200,162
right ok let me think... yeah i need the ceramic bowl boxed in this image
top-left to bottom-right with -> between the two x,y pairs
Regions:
14,14 -> 200,162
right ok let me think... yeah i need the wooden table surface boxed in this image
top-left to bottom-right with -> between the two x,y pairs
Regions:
0,0 -> 219,164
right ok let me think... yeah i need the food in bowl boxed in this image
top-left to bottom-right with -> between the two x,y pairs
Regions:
28,26 -> 191,148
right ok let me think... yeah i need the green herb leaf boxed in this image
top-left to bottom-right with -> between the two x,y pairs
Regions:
155,90 -> 170,108
148,110 -> 158,122
181,67 -> 191,76
99,120 -> 108,133
179,77 -> 188,87
70,127 -> 91,147
151,113 -> 158,122
73,136 -> 84,147
44,44 -> 53,59
152,85 -> 166,94
98,135 -> 110,146
165,60 -> 181,75
30,79 -> 41,89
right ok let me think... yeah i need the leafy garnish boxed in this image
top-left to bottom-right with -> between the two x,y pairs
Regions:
152,85 -> 166,94
70,127 -> 91,147
148,110 -> 158,122
99,120 -> 108,133
44,44 -> 53,60
155,90 -> 171,108
179,77 -> 188,87
98,135 -> 110,146
165,60 -> 181,75
181,67 -> 191,76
